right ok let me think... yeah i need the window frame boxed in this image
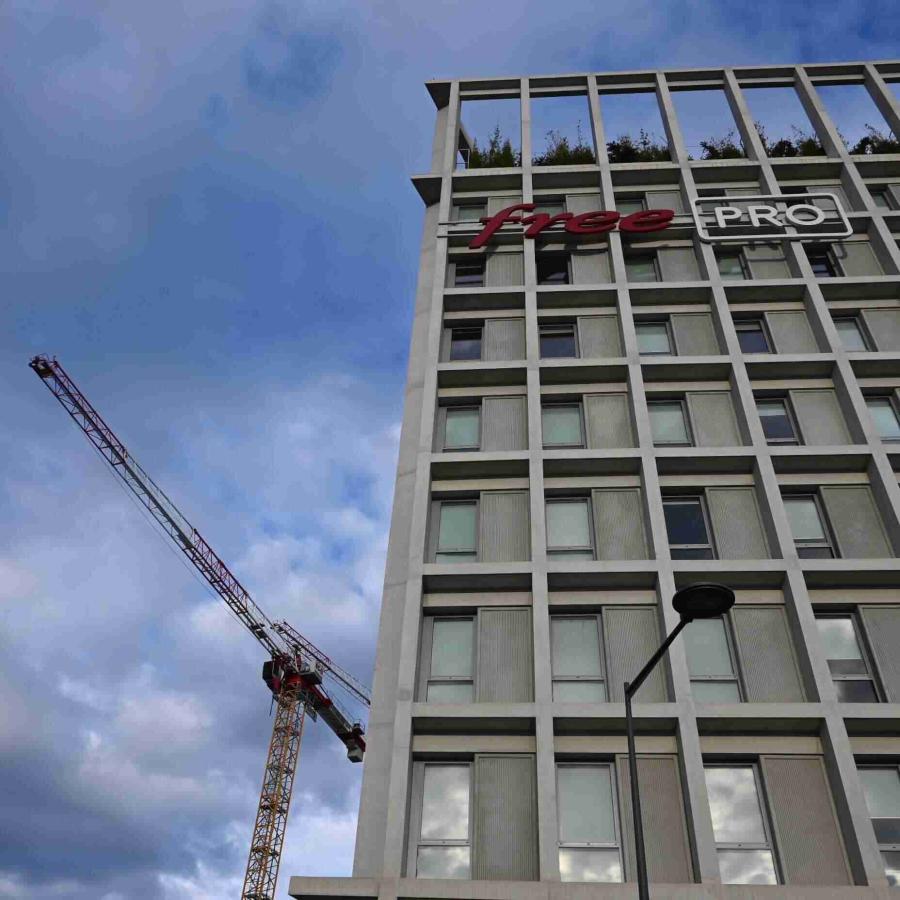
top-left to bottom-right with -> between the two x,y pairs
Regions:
734,317 -> 772,353
532,199 -> 567,217
536,253 -> 572,286
424,615 -> 476,703
686,614 -> 744,703
647,398 -> 693,447
448,325 -> 484,361
814,611 -> 881,703
782,491 -> 836,559
806,246 -> 838,278
663,494 -> 716,560
865,394 -> 900,442
541,401 -> 586,449
545,496 -> 596,559
716,249 -> 750,281
550,613 -> 607,702
443,404 -> 482,451
832,315 -> 873,352
869,186 -> 895,210
539,322 -> 579,359
756,395 -> 801,446
413,761 -> 474,879
453,201 -> 488,223
625,252 -> 660,283
857,763 -> 900,884
616,194 -> 647,215
635,318 -> 674,356
434,498 -> 479,563
453,259 -> 486,287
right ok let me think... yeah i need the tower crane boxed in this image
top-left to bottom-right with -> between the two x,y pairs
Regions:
29,355 -> 370,900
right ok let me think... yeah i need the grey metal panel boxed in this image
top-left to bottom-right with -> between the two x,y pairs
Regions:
671,312 -> 718,356
761,756 -> 851,886
860,606 -> 900,703
483,318 -> 525,361
565,193 -> 602,215
766,310 -> 817,353
584,393 -> 634,449
416,616 -> 434,700
577,315 -> 621,358
572,248 -> 611,284
806,183 -> 850,211
616,755 -> 692,883
821,485 -> 892,559
445,261 -> 456,288
861,308 -> 900,351
707,487 -> 769,559
473,755 -> 538,881
485,252 -> 524,286
657,247 -> 699,281
591,488 -> 648,560
789,389 -> 850,446
434,406 -> 448,451
481,396 -> 527,452
732,607 -> 804,702
426,500 -> 442,562
605,607 -> 666,702
835,241 -> 882,276
744,242 -> 791,279
889,184 -> 900,209
476,608 -> 533,702
687,392 -> 740,447
480,491 -> 530,562
487,194 -> 522,216
646,189 -> 684,214
439,327 -> 453,362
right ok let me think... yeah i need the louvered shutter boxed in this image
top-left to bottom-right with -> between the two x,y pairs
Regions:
584,394 -> 633,448
671,312 -> 718,356
476,608 -> 533,702
707,487 -> 769,559
820,486 -> 892,558
687,392 -> 740,447
861,309 -> 900,351
480,491 -> 530,562
483,318 -> 525,361
859,606 -> 900,702
572,248 -> 612,284
577,315 -> 621,358
658,247 -> 699,281
481,396 -> 527,451
731,606 -> 804,701
789,389 -> 849,446
766,311 -> 817,353
591,488 -> 648,559
487,195 -> 523,216
604,607 -> 666,702
745,243 -> 791,279
835,242 -> 882,276
565,193 -> 602,215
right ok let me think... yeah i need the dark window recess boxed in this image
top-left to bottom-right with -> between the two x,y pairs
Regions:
537,255 -> 571,285
449,328 -> 482,361
757,399 -> 798,444
806,248 -> 837,278
454,260 -> 485,287
539,324 -> 578,358
735,320 -> 771,353
663,497 -> 714,560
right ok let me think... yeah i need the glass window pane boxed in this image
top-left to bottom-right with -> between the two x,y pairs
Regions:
705,767 -> 768,843
784,497 -> 826,542
671,547 -> 715,560
717,849 -> 778,885
537,256 -> 570,284
664,499 -> 709,545
758,400 -> 795,442
421,765 -> 469,840
872,189 -> 891,209
456,204 -> 486,222
649,402 -> 689,444
454,263 -> 485,287
683,618 -> 734,677
882,850 -> 900,887
557,766 -> 616,843
828,657 -> 868,676
834,318 -> 867,351
551,617 -> 603,678
873,819 -> 900,843
859,768 -> 900,819
540,327 -> 577,358
867,398 -> 900,440
797,545 -> 834,559
426,682 -> 473,703
737,324 -> 769,353
559,848 -> 623,883
437,503 -> 477,554
636,322 -> 671,354
416,846 -> 470,879
543,405 -> 583,446
445,408 -> 480,448
626,256 -> 658,282
693,680 -> 741,703
617,197 -> 645,214
835,679 -> 878,702
449,329 -> 482,360
718,253 -> 746,279
430,619 -> 473,677
815,617 -> 863,660
553,681 -> 607,702
546,500 -> 592,551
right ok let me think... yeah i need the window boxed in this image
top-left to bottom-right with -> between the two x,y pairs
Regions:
449,327 -> 482,360
426,618 -> 475,702
454,260 -> 485,287
557,765 -> 623,882
870,187 -> 895,210
444,407 -> 480,450
815,614 -> 878,702
540,323 -> 578,358
542,404 -> 584,448
757,398 -> 798,445
617,195 -> 646,214
858,765 -> 900,886
416,764 -> 471,878
551,615 -> 606,701
783,494 -> 834,559
717,251 -> 748,280
625,254 -> 659,282
537,254 -> 571,285
833,316 -> 870,351
533,200 -> 566,216
683,617 -> 741,702
806,247 -> 837,277
648,400 -> 691,446
435,501 -> 477,563
454,202 -> 487,222
704,766 -> 778,885
735,319 -> 771,353
663,496 -> 714,559
866,397 -> 900,441
546,498 -> 594,559
635,320 -> 672,355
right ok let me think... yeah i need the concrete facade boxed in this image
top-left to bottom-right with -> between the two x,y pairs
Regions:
290,60 -> 900,899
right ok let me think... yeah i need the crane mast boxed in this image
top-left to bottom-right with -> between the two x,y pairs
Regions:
29,355 -> 368,900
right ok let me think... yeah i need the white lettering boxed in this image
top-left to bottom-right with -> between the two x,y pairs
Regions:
713,206 -> 743,228
784,203 -> 826,226
747,205 -> 781,229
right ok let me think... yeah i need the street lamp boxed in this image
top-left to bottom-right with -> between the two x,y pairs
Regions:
624,582 -> 735,900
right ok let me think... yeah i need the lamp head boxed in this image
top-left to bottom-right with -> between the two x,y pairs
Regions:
672,582 -> 735,621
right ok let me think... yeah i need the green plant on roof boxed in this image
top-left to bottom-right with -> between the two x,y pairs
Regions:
532,122 -> 596,165
466,125 -> 522,168
847,124 -> 900,155
606,129 -> 670,163
699,129 -> 745,160
757,123 -> 826,157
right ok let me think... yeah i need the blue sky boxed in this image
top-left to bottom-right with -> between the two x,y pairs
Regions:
1,1 -> 898,897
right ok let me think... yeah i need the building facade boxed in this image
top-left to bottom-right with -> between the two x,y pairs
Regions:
290,60 -> 900,899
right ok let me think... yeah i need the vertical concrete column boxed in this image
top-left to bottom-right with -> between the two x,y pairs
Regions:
863,63 -> 900,139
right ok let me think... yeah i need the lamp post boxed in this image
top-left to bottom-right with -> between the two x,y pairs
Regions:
624,582 -> 735,900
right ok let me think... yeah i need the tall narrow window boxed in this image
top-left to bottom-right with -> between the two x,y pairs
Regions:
870,187 -> 895,210
557,765 -> 623,882
735,319 -> 770,353
537,254 -> 571,285
625,254 -> 659,282
550,615 -> 606,701
663,496 -> 714,559
449,327 -> 483,360
546,498 -> 594,559
454,202 -> 487,222
757,398 -> 799,444
648,400 -> 691,446
866,397 -> 900,441
616,194 -> 646,214
435,501 -> 478,563
542,404 -> 584,447
453,260 -> 486,287
717,251 -> 748,280
833,316 -> 870,351
815,614 -> 878,702
783,494 -> 834,558
806,247 -> 837,277
416,764 -> 471,878
444,407 -> 480,450
704,766 -> 778,885
683,617 -> 741,702
539,323 -> 578,358
635,320 -> 672,355
858,765 -> 900,886
427,618 -> 475,702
